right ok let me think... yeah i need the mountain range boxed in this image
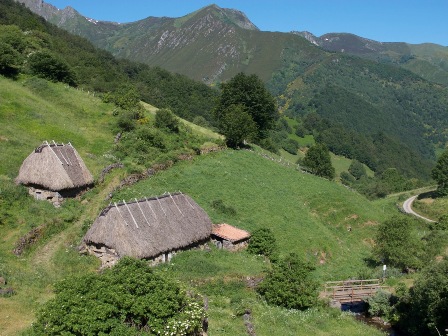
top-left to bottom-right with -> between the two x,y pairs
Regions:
11,0 -> 448,179
17,0 -> 448,86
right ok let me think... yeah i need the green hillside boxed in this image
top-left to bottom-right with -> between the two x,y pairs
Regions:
0,75 -> 389,335
0,76 -> 115,178
23,1 -> 448,179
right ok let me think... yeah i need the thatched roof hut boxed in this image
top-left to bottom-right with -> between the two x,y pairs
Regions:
15,141 -> 93,191
83,193 -> 212,261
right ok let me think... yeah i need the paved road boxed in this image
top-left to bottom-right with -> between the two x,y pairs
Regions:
402,195 -> 436,222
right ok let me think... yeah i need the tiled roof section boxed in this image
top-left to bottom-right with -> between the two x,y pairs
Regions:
212,223 -> 251,243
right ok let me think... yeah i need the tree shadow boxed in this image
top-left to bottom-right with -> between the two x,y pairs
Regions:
417,190 -> 438,200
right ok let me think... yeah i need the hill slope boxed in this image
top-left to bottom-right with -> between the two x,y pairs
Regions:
0,76 -> 388,335
16,0 -> 448,178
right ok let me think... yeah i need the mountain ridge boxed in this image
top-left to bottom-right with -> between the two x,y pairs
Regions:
16,0 -> 448,86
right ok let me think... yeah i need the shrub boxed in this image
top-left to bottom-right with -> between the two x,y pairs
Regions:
247,228 -> 278,260
257,253 -> 318,310
282,138 -> 299,155
366,290 -> 394,320
30,257 -> 206,335
397,259 -> 448,335
155,108 -> 179,133
28,50 -> 76,86
373,216 -> 423,270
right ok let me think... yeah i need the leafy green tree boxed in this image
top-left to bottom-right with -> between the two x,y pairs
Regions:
397,259 -> 448,335
31,257 -> 206,335
247,227 -> 278,260
302,143 -> 335,179
0,25 -> 27,53
218,104 -> 257,148
348,160 -> 367,180
215,72 -> 278,140
155,108 -> 179,133
257,253 -> 318,310
0,41 -> 22,78
0,25 -> 28,78
373,216 -> 422,270
432,148 -> 448,196
104,84 -> 141,110
28,50 -> 77,85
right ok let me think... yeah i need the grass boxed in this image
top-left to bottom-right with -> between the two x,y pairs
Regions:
413,194 -> 448,221
0,76 -> 392,335
0,76 -> 116,179
115,149 -> 395,280
141,101 -> 223,140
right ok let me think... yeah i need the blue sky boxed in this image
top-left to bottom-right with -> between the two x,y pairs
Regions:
45,0 -> 448,46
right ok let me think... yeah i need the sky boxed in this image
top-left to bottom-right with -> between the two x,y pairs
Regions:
45,0 -> 448,46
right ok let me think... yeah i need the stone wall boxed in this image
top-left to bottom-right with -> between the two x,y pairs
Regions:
28,187 -> 62,206
211,238 -> 249,252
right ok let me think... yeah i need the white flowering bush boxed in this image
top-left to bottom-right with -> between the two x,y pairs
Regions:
28,257 -> 206,335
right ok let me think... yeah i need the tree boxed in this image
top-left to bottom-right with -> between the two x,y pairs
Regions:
0,25 -> 27,78
397,259 -> 448,335
219,104 -> 257,148
31,257 -> 206,335
215,72 -> 278,140
257,253 -> 318,310
302,143 -> 335,179
373,216 -> 422,270
348,160 -> 367,180
247,227 -> 278,260
28,50 -> 77,85
0,41 -> 22,78
432,148 -> 448,196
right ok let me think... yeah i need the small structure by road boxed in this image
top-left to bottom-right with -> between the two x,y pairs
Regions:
402,195 -> 436,223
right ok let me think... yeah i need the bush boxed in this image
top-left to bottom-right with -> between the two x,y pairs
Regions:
155,108 -> 179,133
397,259 -> 448,335
366,290 -> 394,320
373,216 -> 423,270
247,228 -> 278,260
30,257 -> 206,335
257,253 -> 318,310
28,50 -> 76,85
282,138 -> 299,155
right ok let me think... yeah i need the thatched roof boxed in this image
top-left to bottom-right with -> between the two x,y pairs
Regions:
83,193 -> 212,259
212,224 -> 251,243
15,141 -> 93,191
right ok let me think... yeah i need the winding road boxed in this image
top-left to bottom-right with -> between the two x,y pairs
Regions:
402,195 -> 436,222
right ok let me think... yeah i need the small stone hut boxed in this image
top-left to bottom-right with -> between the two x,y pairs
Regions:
211,223 -> 251,251
15,141 -> 93,203
81,193 -> 212,267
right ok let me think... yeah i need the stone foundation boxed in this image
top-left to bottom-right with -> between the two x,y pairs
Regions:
28,187 -> 62,206
211,238 -> 249,251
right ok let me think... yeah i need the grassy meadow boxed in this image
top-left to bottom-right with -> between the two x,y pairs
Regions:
0,76 -> 390,335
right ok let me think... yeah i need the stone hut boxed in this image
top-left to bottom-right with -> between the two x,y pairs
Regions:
15,141 -> 93,203
211,223 -> 251,251
81,192 -> 212,267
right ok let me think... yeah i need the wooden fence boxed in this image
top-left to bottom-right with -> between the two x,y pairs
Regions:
323,279 -> 387,303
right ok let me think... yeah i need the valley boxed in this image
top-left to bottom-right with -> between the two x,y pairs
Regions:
1,1 -> 447,335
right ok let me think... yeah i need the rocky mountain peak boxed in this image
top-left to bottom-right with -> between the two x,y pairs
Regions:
198,4 -> 259,31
